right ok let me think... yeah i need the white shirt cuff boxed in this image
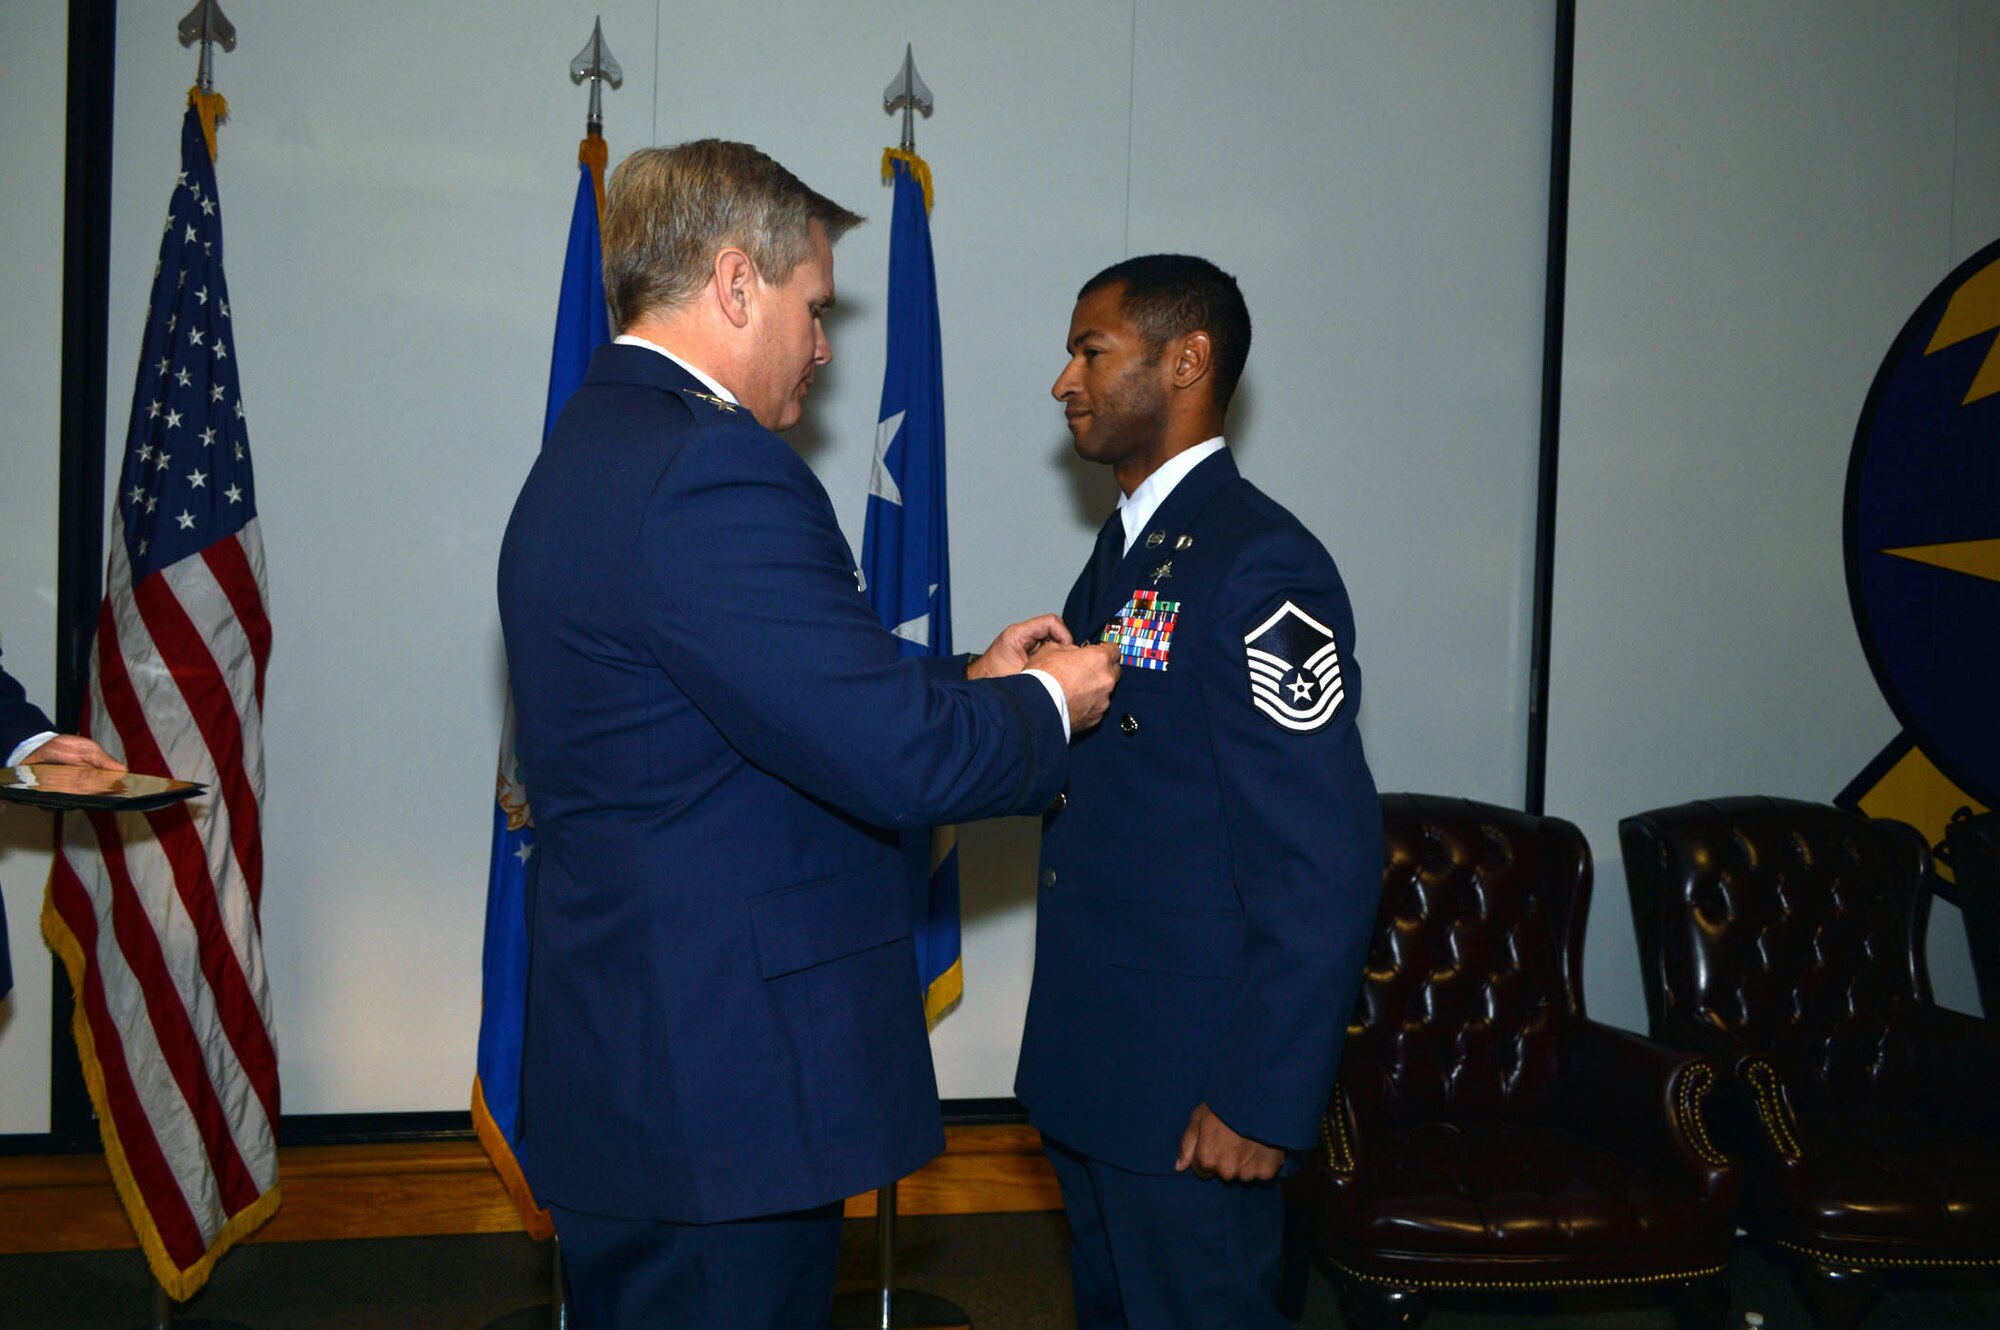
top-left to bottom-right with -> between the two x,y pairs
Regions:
7,732 -> 58,768
1020,669 -> 1072,742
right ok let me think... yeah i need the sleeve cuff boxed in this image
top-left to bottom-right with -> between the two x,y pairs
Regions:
1020,668 -> 1071,742
7,731 -> 58,768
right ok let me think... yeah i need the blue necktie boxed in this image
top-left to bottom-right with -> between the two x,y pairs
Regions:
1086,510 -> 1127,619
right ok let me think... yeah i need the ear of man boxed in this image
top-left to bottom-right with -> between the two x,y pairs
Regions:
713,247 -> 756,330
1168,330 -> 1214,392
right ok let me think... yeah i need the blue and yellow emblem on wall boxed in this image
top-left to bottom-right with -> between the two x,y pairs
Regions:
1840,238 -> 2000,877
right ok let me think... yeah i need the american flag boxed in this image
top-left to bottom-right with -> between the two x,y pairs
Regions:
43,94 -> 278,1302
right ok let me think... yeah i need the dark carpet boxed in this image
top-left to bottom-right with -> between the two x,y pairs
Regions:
1,1213 -> 1995,1329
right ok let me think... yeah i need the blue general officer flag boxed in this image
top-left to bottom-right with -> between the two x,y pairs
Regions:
862,150 -> 962,1025
473,136 -> 610,1237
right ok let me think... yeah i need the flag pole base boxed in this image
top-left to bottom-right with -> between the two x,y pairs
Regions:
139,1272 -> 250,1330
481,1310 -> 561,1330
828,1288 -> 971,1330
828,1182 -> 971,1329
483,1234 -> 568,1330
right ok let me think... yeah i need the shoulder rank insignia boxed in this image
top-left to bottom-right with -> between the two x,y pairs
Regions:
1104,590 -> 1179,670
686,389 -> 737,413
1244,600 -> 1345,733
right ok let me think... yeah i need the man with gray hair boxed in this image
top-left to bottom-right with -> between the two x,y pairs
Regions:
498,139 -> 1117,1326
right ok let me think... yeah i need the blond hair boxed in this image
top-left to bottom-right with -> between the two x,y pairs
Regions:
601,139 -> 863,330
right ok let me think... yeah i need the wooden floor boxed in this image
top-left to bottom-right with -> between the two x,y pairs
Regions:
0,1123 -> 1061,1254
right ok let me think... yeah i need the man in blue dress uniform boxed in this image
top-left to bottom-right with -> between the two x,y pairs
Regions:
497,140 -> 1118,1328
1017,255 -> 1384,1328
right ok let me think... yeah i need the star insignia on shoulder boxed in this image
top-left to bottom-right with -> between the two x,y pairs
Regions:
689,390 -> 737,413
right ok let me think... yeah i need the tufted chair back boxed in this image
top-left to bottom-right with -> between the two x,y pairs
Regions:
1341,794 -> 1592,1126
1943,809 -> 2000,1018
1620,797 -> 1933,1113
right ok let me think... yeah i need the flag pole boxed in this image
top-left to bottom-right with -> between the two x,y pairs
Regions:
478,22 -> 619,1330
121,11 -> 257,1330
829,48 -> 969,1330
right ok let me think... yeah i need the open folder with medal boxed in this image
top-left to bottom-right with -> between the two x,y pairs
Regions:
0,764 -> 206,812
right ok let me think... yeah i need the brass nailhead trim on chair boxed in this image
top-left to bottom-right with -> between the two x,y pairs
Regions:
1325,1259 -> 1730,1292
1678,1062 -> 1730,1167
1771,1240 -> 2000,1270
1744,1059 -> 1803,1161
1320,1086 -> 1357,1175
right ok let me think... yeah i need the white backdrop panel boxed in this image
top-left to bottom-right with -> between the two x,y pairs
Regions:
1127,0 -> 1554,804
0,2 -> 71,1134
1548,0 -> 1996,1033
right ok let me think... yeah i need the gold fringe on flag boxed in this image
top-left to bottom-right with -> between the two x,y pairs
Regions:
188,87 -> 229,164
924,954 -> 964,1030
42,893 -> 281,1301
472,1076 -> 557,1240
881,147 -> 934,214
580,132 -> 608,218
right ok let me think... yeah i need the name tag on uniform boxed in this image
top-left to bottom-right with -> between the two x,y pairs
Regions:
1103,591 -> 1179,671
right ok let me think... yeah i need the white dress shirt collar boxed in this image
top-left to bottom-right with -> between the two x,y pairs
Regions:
1117,437 -> 1227,554
613,334 -> 739,405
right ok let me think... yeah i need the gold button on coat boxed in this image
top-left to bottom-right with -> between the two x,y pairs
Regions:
1040,868 -> 1058,888
1119,714 -> 1139,736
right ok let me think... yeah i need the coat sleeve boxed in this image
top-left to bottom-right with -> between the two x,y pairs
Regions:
1194,530 -> 1383,1153
636,423 -> 1067,830
0,649 -> 56,758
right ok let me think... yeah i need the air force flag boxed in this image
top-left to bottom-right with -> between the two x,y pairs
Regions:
862,149 -> 962,1024
473,134 -> 610,1240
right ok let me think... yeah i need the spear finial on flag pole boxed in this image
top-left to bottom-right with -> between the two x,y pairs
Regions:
880,46 -> 935,213
883,44 -> 932,154
177,0 -> 235,162
570,17 -> 624,139
177,0 -> 235,95
568,19 -> 620,214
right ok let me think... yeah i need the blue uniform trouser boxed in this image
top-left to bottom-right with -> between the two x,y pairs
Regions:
1045,1135 -> 1288,1330
548,1200 -> 843,1330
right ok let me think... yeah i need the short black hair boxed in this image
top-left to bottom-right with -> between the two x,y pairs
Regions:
1079,254 -> 1252,410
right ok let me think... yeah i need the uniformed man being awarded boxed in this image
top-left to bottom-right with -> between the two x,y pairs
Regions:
498,140 -> 1118,1329
1017,254 -> 1384,1328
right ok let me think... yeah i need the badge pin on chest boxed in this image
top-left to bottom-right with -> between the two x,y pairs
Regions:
1150,560 -> 1173,584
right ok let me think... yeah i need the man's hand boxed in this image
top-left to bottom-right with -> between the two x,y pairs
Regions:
1031,642 -> 1120,733
967,614 -> 1073,680
1176,1103 -> 1283,1183
21,736 -> 127,771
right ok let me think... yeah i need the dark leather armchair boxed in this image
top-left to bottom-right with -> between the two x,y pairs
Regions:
1622,796 -> 2000,1330
1943,808 -> 2000,1017
1288,795 -> 1739,1329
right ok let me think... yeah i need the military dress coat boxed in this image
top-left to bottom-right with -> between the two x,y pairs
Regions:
1016,448 -> 1383,1173
1,647 -> 55,996
1,648 -> 54,757
498,345 -> 1069,1224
